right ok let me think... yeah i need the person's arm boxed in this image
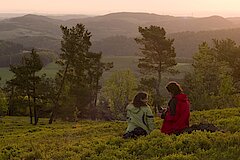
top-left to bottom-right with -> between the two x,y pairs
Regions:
160,110 -> 166,119
163,98 -> 178,121
126,108 -> 131,121
146,107 -> 155,131
169,98 -> 177,116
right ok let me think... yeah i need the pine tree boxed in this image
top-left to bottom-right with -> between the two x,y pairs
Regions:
49,24 -> 112,123
135,25 -> 177,111
212,39 -> 240,93
7,49 -> 43,124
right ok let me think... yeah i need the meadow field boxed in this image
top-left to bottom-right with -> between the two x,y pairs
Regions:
0,107 -> 239,160
0,56 -> 193,86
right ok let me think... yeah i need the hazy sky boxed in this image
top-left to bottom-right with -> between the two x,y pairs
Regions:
1,0 -> 240,17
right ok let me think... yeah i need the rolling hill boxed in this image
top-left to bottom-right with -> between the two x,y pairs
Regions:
1,12 -> 240,62
1,12 -> 239,42
65,12 -> 237,39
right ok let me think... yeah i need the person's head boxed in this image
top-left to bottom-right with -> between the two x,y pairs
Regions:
133,92 -> 148,108
166,81 -> 183,96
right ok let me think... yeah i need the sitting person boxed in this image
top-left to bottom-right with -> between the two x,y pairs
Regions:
123,92 -> 155,139
159,81 -> 190,135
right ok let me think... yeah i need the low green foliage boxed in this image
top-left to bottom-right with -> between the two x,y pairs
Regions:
185,40 -> 240,110
0,108 -> 239,160
0,89 -> 7,116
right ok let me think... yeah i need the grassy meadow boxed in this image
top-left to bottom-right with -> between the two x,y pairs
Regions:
0,107 -> 239,160
0,56 -> 193,86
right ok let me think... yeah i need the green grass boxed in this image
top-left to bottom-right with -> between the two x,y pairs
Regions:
0,67 -> 13,85
0,107 -> 239,159
0,56 -> 193,86
39,62 -> 60,78
0,62 -> 60,86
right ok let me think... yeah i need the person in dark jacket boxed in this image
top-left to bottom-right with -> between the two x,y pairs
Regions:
123,92 -> 155,139
159,81 -> 190,135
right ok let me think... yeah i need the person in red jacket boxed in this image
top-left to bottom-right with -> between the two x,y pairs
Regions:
160,81 -> 190,135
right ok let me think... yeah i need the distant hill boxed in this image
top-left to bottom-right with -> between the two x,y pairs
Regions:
91,36 -> 139,56
0,40 -> 24,55
9,36 -> 60,53
47,14 -> 90,20
226,17 -> 240,26
90,28 -> 240,58
0,14 -> 62,54
170,28 -> 240,57
0,13 -> 26,20
1,12 -> 239,41
65,12 -> 237,40
1,12 -> 240,59
0,14 -> 62,38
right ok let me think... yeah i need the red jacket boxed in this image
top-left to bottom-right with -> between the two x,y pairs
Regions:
161,93 -> 190,134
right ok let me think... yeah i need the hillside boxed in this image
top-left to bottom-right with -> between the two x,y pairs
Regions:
0,107 -> 239,159
65,13 -> 236,40
169,28 -> 240,57
0,12 -> 239,42
1,12 -> 240,60
0,14 -> 62,38
47,14 -> 90,20
0,40 -> 24,55
91,28 -> 240,58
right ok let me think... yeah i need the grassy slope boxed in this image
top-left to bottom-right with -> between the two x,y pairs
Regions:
0,108 -> 239,160
0,56 -> 192,86
0,67 -> 13,85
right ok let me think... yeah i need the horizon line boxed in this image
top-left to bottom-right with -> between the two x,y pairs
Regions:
0,11 -> 240,18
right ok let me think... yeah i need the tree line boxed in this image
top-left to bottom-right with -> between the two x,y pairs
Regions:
0,24 -> 239,124
184,39 -> 240,110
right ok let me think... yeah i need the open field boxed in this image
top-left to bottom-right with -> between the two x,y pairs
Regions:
0,67 -> 13,86
0,56 -> 193,86
0,107 -> 239,159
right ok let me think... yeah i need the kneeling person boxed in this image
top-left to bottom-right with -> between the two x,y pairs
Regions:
123,92 -> 155,139
160,81 -> 190,135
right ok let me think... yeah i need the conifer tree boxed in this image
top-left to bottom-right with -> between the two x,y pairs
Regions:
7,49 -> 43,124
49,24 -> 112,123
135,25 -> 177,111
212,39 -> 240,93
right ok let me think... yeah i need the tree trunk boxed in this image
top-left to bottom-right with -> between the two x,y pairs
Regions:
154,64 -> 162,113
28,95 -> 33,124
49,105 -> 55,124
8,85 -> 14,116
33,73 -> 38,125
93,78 -> 99,114
49,63 -> 69,124
49,100 -> 60,124
33,95 -> 38,125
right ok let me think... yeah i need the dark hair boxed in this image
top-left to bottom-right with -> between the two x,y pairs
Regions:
132,92 -> 148,108
166,81 -> 183,96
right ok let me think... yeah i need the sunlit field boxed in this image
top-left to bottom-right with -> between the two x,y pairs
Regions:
0,107 -> 239,159
0,56 -> 192,86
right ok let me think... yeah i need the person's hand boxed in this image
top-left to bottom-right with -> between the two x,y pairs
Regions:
157,112 -> 162,117
157,107 -> 167,117
161,107 -> 167,112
